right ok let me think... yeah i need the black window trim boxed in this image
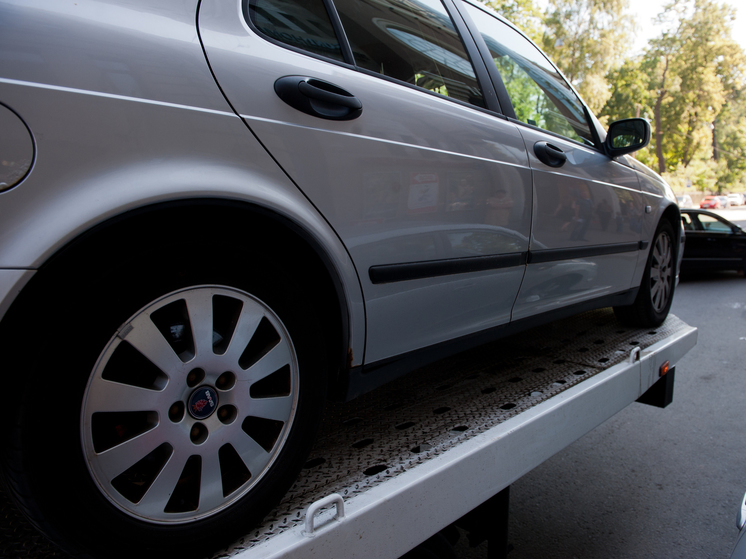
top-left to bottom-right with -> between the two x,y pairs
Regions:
454,0 -> 604,152
321,0 -> 356,65
440,0 -> 502,114
243,0 -> 357,69
452,0 -> 516,120
243,0 -> 507,118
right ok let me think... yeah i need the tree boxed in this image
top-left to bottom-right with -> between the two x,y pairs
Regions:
601,57 -> 657,166
484,0 -> 544,42
541,0 -> 635,113
714,92 -> 746,191
642,0 -> 744,176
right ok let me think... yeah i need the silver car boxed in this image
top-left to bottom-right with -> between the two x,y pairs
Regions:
0,0 -> 682,557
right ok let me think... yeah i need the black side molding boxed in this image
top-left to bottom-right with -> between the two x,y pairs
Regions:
529,242 -> 640,264
368,242 -> 647,285
369,253 -> 527,284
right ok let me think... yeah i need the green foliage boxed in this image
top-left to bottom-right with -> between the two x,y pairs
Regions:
714,95 -> 746,190
541,0 -> 635,112
602,57 -> 653,124
662,160 -> 718,193
484,0 -> 544,42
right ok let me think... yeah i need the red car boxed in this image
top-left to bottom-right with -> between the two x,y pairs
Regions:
700,196 -> 722,209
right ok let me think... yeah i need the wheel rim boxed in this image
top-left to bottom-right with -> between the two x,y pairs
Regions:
649,230 -> 673,313
81,286 -> 299,524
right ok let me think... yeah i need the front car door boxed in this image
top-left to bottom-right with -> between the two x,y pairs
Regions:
459,1 -> 647,320
198,0 -> 533,366
682,211 -> 746,272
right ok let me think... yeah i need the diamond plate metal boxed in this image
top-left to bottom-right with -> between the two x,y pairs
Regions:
217,310 -> 687,556
0,310 -> 688,559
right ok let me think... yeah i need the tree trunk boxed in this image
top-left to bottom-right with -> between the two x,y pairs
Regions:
712,118 -> 718,162
654,58 -> 669,175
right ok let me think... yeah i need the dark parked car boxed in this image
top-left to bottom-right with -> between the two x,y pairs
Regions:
680,209 -> 746,274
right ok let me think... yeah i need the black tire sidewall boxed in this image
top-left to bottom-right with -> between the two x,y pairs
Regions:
638,220 -> 676,326
13,247 -> 327,559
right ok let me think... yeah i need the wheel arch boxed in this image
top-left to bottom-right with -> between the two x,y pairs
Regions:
0,199 -> 356,399
659,202 -> 683,261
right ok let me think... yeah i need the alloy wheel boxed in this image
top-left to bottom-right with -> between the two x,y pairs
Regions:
81,285 -> 299,523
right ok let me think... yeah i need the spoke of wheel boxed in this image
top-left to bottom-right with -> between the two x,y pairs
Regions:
232,431 -> 272,479
198,452 -> 225,512
244,342 -> 292,384
86,380 -> 168,413
135,451 -> 189,516
95,424 -> 169,480
222,303 -> 264,364
248,395 -> 294,423
185,289 -> 215,359
650,233 -> 672,311
124,315 -> 184,374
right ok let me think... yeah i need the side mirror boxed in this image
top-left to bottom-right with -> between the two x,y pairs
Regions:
605,118 -> 651,158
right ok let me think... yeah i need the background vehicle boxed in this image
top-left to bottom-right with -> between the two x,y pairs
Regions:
677,194 -> 694,208
680,209 -> 746,274
732,490 -> 746,559
720,195 -> 731,208
728,193 -> 744,206
0,0 -> 682,557
700,196 -> 723,209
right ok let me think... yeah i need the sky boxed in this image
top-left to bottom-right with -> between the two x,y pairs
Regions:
628,0 -> 746,54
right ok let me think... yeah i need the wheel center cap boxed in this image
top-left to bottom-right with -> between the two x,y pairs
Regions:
188,386 -> 219,420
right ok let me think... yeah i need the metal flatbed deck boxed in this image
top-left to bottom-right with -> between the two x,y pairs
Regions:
0,309 -> 697,559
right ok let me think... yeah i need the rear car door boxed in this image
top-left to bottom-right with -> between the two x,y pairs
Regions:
198,0 -> 533,364
459,1 -> 647,320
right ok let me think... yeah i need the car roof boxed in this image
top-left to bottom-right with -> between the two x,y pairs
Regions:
682,208 -> 737,225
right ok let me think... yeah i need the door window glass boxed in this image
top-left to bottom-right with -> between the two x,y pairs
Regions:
463,3 -> 593,145
333,0 -> 485,108
697,214 -> 732,232
248,0 -> 346,62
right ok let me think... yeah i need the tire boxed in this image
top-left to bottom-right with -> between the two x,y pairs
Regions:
1,246 -> 327,559
614,219 -> 676,327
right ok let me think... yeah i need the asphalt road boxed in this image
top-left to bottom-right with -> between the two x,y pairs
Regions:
455,232 -> 746,558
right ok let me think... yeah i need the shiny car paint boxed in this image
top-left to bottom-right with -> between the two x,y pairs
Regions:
0,0 -> 681,557
0,0 -> 681,375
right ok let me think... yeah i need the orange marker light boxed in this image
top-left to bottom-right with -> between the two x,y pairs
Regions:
659,361 -> 670,377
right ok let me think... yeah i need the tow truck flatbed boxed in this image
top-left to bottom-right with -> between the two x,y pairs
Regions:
0,309 -> 696,559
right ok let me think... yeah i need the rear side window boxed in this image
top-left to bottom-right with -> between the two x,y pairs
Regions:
248,0 -> 346,62
464,3 -> 593,145
333,0 -> 485,107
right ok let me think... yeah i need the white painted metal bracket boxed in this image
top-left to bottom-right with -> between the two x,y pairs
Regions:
303,494 -> 345,537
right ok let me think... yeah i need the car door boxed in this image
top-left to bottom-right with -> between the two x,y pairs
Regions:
684,212 -> 746,271
198,0 -> 533,364
459,1 -> 647,320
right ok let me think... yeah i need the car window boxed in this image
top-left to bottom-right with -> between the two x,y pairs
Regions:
462,2 -> 594,145
697,214 -> 732,232
248,0 -> 346,62
332,0 -> 485,107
